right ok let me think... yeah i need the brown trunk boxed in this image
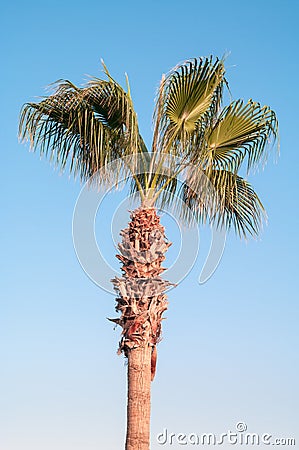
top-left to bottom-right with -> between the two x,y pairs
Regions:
125,345 -> 152,450
110,207 -> 172,450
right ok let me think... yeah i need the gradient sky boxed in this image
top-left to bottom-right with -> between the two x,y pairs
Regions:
1,1 -> 298,449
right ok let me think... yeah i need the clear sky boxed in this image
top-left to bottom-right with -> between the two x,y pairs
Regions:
1,0 -> 298,449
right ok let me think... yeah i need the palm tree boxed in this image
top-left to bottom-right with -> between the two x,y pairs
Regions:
19,57 -> 278,450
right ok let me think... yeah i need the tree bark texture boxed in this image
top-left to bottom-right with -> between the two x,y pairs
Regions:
110,207 -> 172,450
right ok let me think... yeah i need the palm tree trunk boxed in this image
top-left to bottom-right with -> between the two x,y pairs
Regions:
110,207 -> 172,450
126,345 -> 152,450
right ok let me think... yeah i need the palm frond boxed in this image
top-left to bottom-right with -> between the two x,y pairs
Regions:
152,57 -> 226,156
181,168 -> 266,237
83,64 -> 140,155
19,66 -> 146,184
205,99 -> 278,172
165,57 -> 225,130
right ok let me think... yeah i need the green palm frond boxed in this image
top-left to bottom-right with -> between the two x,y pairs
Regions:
83,63 -> 140,154
20,82 -> 89,179
19,65 -> 144,183
153,57 -> 226,155
206,99 -> 278,172
165,57 -> 225,130
181,168 -> 265,237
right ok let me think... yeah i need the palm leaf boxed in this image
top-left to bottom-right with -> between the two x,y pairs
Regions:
152,57 -> 226,155
83,62 -> 140,155
181,168 -> 266,237
19,66 -> 145,184
206,99 -> 278,172
165,57 -> 225,131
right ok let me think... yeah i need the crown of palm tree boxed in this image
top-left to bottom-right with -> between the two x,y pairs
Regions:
19,57 -> 278,238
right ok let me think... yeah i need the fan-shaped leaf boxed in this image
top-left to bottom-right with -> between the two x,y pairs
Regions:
206,99 -> 278,172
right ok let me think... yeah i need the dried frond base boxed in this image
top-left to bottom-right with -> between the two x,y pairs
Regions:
110,207 -> 173,380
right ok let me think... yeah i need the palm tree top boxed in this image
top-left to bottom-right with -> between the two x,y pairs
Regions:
19,56 -> 278,238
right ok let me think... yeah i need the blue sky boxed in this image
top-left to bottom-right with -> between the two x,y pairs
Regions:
1,0 -> 299,449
